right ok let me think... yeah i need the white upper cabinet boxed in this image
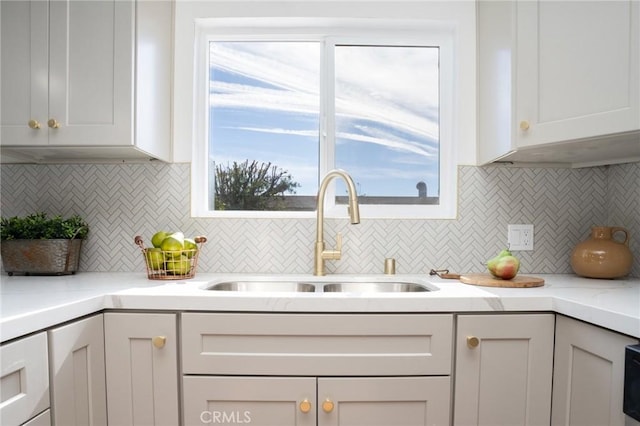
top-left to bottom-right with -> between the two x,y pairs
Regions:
0,0 -> 172,162
0,0 -> 49,147
478,0 -> 640,167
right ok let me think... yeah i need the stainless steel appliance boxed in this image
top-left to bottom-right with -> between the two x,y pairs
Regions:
625,344 -> 640,423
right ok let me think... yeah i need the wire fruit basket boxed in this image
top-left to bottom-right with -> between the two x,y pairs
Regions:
134,235 -> 207,280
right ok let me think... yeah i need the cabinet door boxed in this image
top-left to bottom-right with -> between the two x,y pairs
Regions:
183,376 -> 316,426
454,314 -> 554,426
476,0 -> 517,164
22,409 -> 51,426
104,313 -> 179,426
48,314 -> 107,426
48,0 -> 133,146
552,315 -> 639,426
516,0 -> 640,147
0,332 -> 49,426
318,377 -> 450,426
0,0 -> 49,145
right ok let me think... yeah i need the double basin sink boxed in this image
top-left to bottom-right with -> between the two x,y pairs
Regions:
206,279 -> 434,293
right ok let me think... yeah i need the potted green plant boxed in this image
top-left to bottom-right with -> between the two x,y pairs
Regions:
1,212 -> 89,275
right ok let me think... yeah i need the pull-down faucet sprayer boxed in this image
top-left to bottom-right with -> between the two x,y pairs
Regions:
313,169 -> 361,276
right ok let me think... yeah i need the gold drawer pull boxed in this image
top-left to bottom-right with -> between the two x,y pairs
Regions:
152,336 -> 166,349
28,119 -> 41,129
299,399 -> 311,413
467,336 -> 480,349
48,118 -> 60,129
322,399 -> 334,413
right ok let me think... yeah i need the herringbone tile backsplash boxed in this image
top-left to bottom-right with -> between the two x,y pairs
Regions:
1,162 -> 639,277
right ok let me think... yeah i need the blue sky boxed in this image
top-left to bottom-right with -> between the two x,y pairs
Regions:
209,41 -> 440,198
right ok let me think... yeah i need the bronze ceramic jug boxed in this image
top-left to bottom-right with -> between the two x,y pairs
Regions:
571,226 -> 633,279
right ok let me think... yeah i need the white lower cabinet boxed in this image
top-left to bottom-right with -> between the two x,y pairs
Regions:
7,308 -> 638,426
551,315 -> 639,426
317,376 -> 450,426
184,376 -> 316,426
22,410 -> 51,426
454,314 -> 555,426
0,332 -> 50,426
48,314 -> 107,426
104,312 -> 179,426
181,313 -> 454,426
183,376 -> 450,426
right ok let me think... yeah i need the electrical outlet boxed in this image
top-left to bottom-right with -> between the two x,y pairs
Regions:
508,224 -> 534,251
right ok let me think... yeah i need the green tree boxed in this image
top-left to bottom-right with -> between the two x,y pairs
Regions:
214,160 -> 300,210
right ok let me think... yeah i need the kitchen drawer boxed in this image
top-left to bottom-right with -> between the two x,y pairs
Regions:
0,332 -> 49,426
181,313 -> 453,375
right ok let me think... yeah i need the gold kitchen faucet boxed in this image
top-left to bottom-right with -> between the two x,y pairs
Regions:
313,170 -> 360,276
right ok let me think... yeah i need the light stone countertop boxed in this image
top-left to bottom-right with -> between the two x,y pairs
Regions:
1,272 -> 639,343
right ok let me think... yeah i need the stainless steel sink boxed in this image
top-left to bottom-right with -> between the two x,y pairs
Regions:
322,282 -> 431,293
206,279 -> 433,293
206,281 -> 316,292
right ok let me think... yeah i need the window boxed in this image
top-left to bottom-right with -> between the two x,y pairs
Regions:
209,41 -> 320,211
192,19 -> 456,218
333,44 -> 441,207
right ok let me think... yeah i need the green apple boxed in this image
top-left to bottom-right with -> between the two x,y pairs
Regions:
166,255 -> 191,275
487,249 -> 520,279
145,248 -> 164,270
161,232 -> 185,259
183,238 -> 198,258
151,230 -> 170,248
487,249 -> 510,275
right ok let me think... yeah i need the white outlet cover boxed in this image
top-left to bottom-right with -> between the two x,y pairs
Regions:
508,224 -> 534,251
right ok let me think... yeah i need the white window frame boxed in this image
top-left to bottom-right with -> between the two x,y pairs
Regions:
191,17 -> 457,219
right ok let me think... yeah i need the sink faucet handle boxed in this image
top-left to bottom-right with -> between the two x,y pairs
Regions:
322,232 -> 342,260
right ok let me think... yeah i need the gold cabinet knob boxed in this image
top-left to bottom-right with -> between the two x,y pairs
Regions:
299,399 -> 312,413
322,399 -> 334,413
519,120 -> 530,131
28,119 -> 41,129
47,118 -> 60,129
152,336 -> 166,349
467,336 -> 480,349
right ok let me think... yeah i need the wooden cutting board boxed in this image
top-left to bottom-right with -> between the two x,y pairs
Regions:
460,273 -> 545,288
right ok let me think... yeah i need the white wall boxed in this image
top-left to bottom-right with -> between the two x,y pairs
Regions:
172,0 -> 477,165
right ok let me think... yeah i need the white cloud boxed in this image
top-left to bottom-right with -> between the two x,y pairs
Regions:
337,131 -> 435,158
227,126 -> 318,139
209,41 -> 440,156
210,42 -> 319,94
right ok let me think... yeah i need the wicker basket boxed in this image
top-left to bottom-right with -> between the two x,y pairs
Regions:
134,235 -> 206,280
1,239 -> 83,276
